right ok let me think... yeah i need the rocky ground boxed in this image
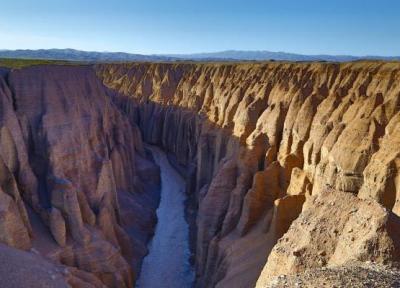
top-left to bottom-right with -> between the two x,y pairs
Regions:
0,243 -> 69,288
266,262 -> 400,288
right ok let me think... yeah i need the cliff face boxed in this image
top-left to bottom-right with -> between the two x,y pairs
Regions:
0,62 -> 399,288
97,61 -> 400,287
0,66 -> 160,287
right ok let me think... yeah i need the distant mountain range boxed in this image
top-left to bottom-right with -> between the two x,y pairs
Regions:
0,49 -> 174,62
165,50 -> 400,62
0,48 -> 399,62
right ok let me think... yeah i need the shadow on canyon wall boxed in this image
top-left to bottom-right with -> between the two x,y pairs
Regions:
0,65 -> 161,287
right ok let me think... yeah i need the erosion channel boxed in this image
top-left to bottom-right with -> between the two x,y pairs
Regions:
136,147 -> 195,288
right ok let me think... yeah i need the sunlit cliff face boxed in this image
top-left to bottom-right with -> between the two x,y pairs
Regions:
0,61 -> 399,288
97,61 -> 400,287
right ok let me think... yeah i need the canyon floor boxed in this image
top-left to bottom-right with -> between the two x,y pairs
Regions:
136,147 -> 194,288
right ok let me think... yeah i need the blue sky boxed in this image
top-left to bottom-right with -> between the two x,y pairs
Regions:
0,0 -> 399,56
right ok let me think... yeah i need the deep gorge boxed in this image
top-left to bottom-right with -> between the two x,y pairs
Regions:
0,62 -> 399,287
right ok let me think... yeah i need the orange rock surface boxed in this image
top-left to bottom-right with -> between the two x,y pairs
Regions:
97,61 -> 400,287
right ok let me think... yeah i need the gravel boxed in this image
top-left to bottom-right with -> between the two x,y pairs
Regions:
266,262 -> 400,288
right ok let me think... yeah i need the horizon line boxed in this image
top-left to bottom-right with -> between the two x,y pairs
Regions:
0,47 -> 399,58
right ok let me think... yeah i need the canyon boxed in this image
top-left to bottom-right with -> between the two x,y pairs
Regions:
0,61 -> 399,287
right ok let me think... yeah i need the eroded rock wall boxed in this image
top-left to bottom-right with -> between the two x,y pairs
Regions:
97,62 -> 400,287
0,66 -> 160,287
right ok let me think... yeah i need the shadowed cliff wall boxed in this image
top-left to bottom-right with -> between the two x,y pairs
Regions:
0,65 -> 161,287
